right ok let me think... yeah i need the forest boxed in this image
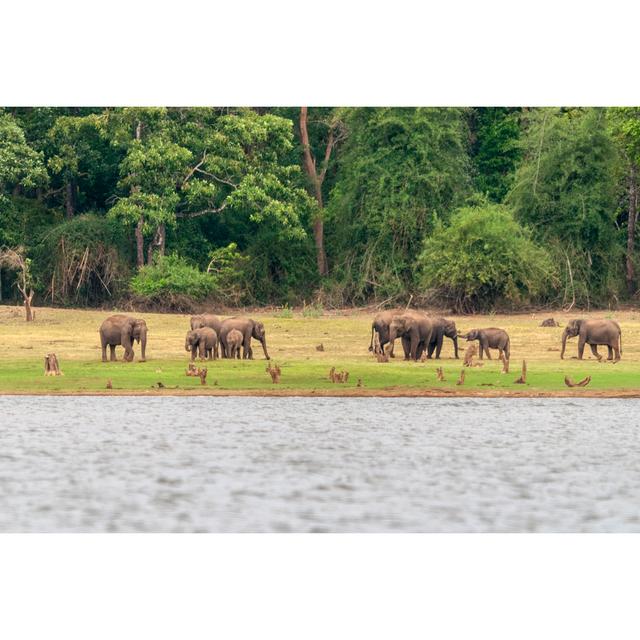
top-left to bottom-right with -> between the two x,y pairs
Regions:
0,106 -> 639,313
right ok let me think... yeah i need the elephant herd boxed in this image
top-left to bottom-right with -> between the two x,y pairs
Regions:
96,310 -> 623,365
98,313 -> 270,362
369,311 -> 623,362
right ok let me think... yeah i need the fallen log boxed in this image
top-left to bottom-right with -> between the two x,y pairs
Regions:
564,375 -> 592,388
266,363 -> 281,383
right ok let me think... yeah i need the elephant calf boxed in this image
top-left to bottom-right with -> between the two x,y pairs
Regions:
226,329 -> 243,359
561,319 -> 622,361
185,327 -> 218,361
460,328 -> 510,361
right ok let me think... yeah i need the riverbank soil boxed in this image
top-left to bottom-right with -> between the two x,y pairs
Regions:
0,306 -> 638,396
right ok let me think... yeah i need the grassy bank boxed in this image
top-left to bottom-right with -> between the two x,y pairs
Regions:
0,306 -> 639,396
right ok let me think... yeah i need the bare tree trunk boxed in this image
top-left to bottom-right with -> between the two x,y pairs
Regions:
626,162 -> 638,295
300,107 -> 329,277
146,223 -> 166,264
65,177 -> 76,219
134,120 -> 145,268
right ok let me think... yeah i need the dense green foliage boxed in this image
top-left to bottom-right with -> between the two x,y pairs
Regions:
418,204 -> 555,312
130,254 -> 216,303
1,106 -> 639,310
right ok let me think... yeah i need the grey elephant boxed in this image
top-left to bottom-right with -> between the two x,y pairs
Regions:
388,311 -> 433,361
424,317 -> 459,359
560,319 -> 622,361
185,327 -> 218,361
190,313 -> 223,358
99,314 -> 148,362
225,328 -> 243,359
219,317 -> 270,360
369,311 -> 397,357
461,328 -> 510,360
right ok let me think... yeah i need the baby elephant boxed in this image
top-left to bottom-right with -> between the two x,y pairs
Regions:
461,328 -> 510,360
226,328 -> 243,359
185,327 -> 218,361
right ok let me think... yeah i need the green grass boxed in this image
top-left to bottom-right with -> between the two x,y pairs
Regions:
0,305 -> 638,395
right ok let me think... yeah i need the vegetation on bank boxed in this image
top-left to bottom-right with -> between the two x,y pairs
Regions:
1,107 -> 640,313
0,307 -> 638,395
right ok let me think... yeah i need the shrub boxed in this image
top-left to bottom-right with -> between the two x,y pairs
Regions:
130,254 -> 216,303
417,203 -> 557,312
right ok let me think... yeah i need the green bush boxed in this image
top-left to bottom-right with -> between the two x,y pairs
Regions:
417,203 -> 557,312
130,254 -> 216,302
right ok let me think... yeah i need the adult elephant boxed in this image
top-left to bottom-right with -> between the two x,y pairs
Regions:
99,314 -> 148,362
460,328 -> 510,360
368,311 -> 396,357
190,313 -> 223,358
387,311 -> 433,361
560,319 -> 622,361
219,317 -> 270,360
425,317 -> 459,359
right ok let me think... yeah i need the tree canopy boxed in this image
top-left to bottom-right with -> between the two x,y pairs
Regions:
0,106 -> 639,311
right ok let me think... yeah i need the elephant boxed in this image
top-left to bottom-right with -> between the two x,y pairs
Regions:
225,328 -> 243,359
423,317 -> 459,359
185,327 -> 218,361
190,314 -> 223,358
387,311 -> 434,361
460,328 -> 510,360
560,319 -> 622,361
99,314 -> 148,362
219,317 -> 270,360
368,311 -> 397,357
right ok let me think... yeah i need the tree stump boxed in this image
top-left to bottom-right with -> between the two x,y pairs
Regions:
199,368 -> 207,385
266,363 -> 281,383
436,367 -> 445,381
376,352 -> 389,363
44,353 -> 62,376
316,343 -> 324,352
463,344 -> 477,367
456,369 -> 465,385
514,360 -> 527,384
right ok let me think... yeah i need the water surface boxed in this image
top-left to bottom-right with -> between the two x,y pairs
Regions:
0,396 -> 639,532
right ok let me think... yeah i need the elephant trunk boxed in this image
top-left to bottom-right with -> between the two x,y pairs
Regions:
452,335 -> 459,358
139,327 -> 147,362
369,325 -> 375,352
261,337 -> 270,360
560,329 -> 568,359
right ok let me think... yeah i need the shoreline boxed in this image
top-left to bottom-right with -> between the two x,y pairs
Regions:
1,388 -> 639,398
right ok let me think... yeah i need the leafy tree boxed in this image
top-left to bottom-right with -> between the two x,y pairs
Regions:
608,107 -> 640,294
507,108 -> 623,307
0,113 -> 48,200
470,107 -> 521,202
418,203 -> 556,312
326,107 -> 472,303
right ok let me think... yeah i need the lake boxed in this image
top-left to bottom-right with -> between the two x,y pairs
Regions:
0,396 -> 639,532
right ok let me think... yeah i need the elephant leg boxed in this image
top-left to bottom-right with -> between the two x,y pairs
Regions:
101,337 -> 108,363
435,333 -> 444,359
191,346 -> 197,361
606,345 -> 613,361
484,340 -> 492,359
478,343 -> 483,360
389,339 -> 395,358
402,336 -> 411,360
410,336 -> 419,360
578,337 -> 586,359
427,341 -> 436,359
109,344 -> 116,361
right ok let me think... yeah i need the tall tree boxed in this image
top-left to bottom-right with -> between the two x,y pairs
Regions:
608,108 -> 640,295
508,108 -> 622,306
326,107 -> 471,302
299,107 -> 345,276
